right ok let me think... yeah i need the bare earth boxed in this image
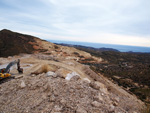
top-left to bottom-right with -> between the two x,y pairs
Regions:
0,54 -> 144,113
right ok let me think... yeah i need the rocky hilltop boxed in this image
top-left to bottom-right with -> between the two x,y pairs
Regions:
0,29 -> 92,58
0,29 -> 144,112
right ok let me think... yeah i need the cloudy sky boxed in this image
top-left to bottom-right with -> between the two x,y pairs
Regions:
0,0 -> 150,47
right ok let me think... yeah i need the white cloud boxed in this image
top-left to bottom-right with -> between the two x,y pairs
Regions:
0,0 -> 150,47
86,33 -> 150,47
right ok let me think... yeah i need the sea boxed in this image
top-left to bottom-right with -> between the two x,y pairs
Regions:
48,40 -> 150,53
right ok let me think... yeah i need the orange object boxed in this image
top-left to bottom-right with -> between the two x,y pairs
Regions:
0,73 -> 11,79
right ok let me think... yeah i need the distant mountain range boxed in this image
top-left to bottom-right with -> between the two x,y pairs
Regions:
50,40 -> 150,53
55,43 -> 120,52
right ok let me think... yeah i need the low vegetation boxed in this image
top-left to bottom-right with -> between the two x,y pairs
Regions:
74,45 -> 150,104
141,104 -> 150,113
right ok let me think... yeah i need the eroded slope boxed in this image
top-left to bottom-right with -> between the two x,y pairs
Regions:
0,54 -> 144,113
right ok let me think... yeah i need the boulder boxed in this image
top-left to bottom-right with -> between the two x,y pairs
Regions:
65,72 -> 80,81
46,71 -> 55,77
76,107 -> 87,113
20,81 -> 26,88
51,105 -> 63,113
91,101 -> 101,107
90,81 -> 108,94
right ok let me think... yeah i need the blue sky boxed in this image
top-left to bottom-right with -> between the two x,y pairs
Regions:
0,0 -> 150,47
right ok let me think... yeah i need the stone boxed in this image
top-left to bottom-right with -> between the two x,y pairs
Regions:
31,74 -> 36,77
52,105 -> 62,112
114,97 -> 120,102
90,81 -> 108,94
93,93 -> 103,102
100,87 -> 108,94
76,107 -> 87,113
70,75 -> 80,81
60,98 -> 66,104
109,105 -> 115,112
90,81 -> 105,90
46,71 -> 55,77
133,111 -> 137,113
90,82 -> 100,90
65,72 -> 80,81
113,101 -> 118,106
49,95 -> 56,102
98,93 -> 103,101
83,78 -> 91,83
91,101 -> 101,107
20,81 -> 26,88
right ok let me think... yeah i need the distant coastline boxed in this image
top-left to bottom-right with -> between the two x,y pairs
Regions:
49,40 -> 150,53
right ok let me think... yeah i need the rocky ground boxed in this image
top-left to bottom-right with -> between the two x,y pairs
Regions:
0,54 -> 144,113
0,29 -> 146,112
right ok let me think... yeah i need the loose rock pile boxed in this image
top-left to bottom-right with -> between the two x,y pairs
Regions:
0,72 -> 143,113
0,54 -> 144,113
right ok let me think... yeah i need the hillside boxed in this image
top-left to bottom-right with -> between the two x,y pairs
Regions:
0,29 -> 145,112
65,44 -> 150,104
0,29 -> 38,57
0,29 -> 99,62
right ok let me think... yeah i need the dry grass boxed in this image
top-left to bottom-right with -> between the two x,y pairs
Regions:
31,64 -> 59,75
141,104 -> 150,113
41,65 -> 49,73
31,64 -> 49,75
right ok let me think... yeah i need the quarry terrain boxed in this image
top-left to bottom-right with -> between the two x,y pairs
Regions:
0,29 -> 146,112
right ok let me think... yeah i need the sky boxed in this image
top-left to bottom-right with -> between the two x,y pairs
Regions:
0,0 -> 150,47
